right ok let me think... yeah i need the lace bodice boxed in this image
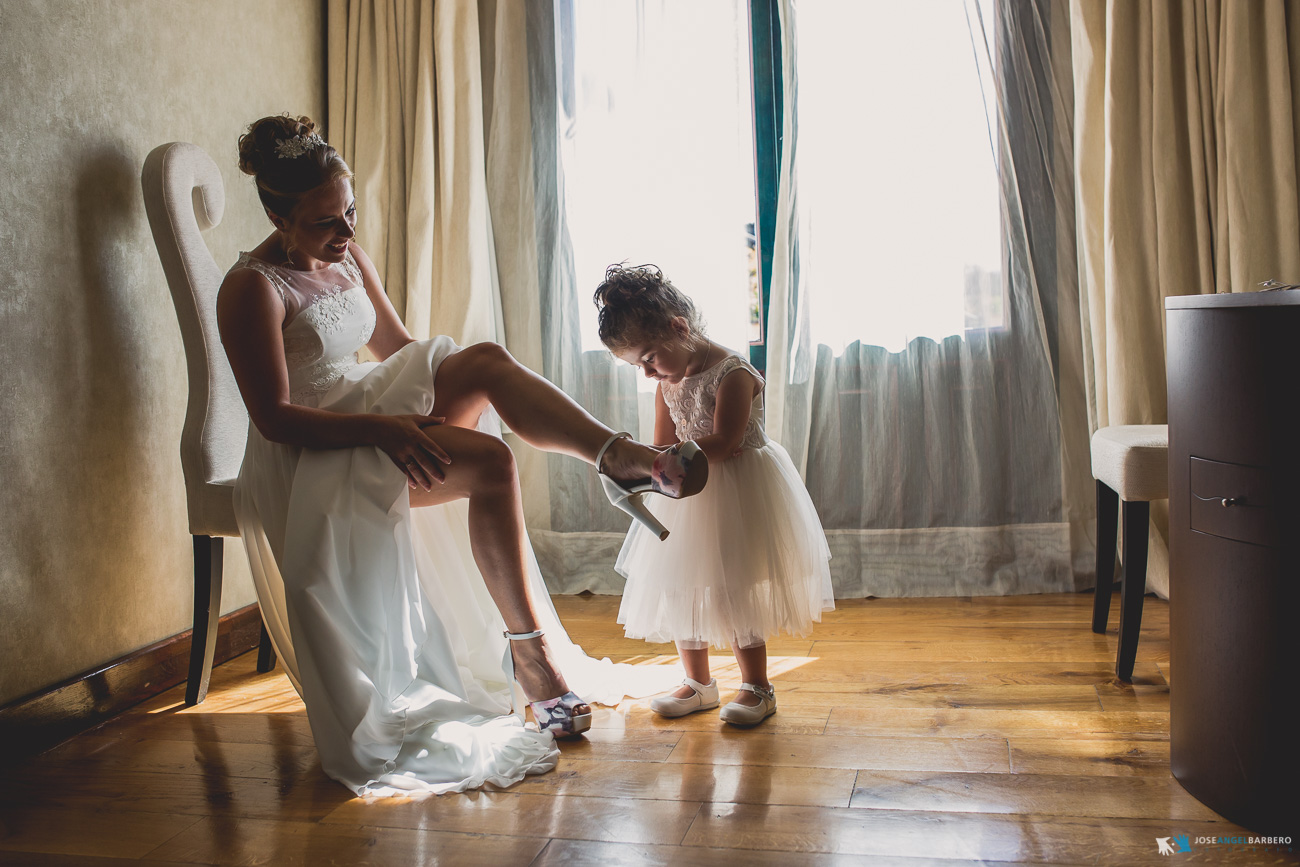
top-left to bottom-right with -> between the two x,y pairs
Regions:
660,354 -> 768,450
232,252 -> 376,405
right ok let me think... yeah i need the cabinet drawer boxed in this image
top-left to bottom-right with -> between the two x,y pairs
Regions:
1189,457 -> 1279,547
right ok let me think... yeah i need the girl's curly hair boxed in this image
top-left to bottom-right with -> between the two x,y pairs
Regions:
593,264 -> 705,352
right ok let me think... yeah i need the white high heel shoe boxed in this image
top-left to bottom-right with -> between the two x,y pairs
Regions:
503,629 -> 592,738
596,432 -> 709,541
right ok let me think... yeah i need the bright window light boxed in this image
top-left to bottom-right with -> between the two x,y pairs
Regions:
559,0 -> 757,379
798,0 -> 1003,354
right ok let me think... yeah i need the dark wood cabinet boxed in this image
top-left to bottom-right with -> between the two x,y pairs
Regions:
1165,290 -> 1299,834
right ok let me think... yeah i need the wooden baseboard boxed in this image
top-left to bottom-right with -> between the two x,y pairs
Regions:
0,604 -> 264,765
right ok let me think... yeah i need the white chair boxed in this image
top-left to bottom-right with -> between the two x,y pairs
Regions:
141,142 -> 275,705
1090,424 -> 1168,682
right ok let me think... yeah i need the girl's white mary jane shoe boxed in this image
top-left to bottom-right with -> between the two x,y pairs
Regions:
719,682 -> 776,726
649,677 -> 720,718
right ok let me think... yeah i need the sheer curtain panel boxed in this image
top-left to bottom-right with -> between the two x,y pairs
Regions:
525,0 -> 757,591
766,0 -> 1095,597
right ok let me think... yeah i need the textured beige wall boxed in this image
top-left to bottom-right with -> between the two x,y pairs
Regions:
0,1 -> 326,705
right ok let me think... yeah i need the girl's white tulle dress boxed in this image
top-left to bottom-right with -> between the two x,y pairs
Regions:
616,354 -> 835,649
230,252 -> 674,797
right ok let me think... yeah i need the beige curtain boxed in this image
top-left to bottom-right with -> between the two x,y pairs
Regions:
1071,0 -> 1300,595
327,0 -> 553,527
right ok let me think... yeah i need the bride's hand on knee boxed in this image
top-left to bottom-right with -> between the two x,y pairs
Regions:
375,413 -> 450,490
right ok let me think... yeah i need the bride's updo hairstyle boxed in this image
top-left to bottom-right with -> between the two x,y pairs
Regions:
237,114 -> 351,219
594,263 -> 705,353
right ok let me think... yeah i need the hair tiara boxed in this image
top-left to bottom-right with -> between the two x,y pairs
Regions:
275,133 -> 327,159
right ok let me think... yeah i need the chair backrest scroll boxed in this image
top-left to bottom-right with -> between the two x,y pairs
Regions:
141,142 -> 248,515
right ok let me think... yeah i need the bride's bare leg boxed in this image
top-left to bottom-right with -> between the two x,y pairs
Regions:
410,425 -> 583,706
430,343 -> 656,481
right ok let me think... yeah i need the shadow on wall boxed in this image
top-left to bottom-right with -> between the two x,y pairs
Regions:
41,144 -> 178,648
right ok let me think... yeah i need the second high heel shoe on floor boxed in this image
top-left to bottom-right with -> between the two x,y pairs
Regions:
596,431 -> 709,540
504,629 -> 592,737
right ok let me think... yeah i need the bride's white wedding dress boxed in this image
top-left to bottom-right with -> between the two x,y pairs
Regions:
229,251 -> 672,797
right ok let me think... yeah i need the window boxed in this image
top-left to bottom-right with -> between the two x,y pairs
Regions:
795,0 -> 1004,354
558,0 -> 757,374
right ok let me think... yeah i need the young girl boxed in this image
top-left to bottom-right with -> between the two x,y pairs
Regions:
594,264 -> 834,725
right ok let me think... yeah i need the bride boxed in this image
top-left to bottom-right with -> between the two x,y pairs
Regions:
217,114 -> 707,796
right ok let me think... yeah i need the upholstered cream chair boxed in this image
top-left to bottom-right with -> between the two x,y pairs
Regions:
142,142 -> 275,705
1090,424 -> 1168,682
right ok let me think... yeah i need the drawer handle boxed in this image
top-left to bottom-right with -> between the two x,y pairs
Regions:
1193,493 -> 1247,508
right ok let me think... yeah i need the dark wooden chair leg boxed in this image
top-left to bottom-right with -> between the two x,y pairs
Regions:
256,621 -> 277,673
186,535 -> 223,706
1092,480 -> 1119,634
1116,500 -> 1150,682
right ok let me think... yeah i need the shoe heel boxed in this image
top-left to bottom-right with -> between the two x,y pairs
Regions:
600,476 -> 669,540
625,494 -> 669,541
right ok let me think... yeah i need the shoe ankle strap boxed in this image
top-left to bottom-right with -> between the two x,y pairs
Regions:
504,629 -> 544,641
683,676 -> 715,692
738,682 -> 774,698
595,431 -> 632,475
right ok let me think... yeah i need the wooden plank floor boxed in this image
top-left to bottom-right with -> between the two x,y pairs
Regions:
2,593 -> 1294,866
